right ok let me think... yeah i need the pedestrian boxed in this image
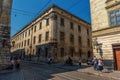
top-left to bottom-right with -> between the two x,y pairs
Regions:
97,58 -> 104,72
78,58 -> 81,66
10,58 -> 15,69
63,56 -> 66,65
68,57 -> 73,66
92,56 -> 98,70
15,58 -> 21,70
47,57 -> 51,64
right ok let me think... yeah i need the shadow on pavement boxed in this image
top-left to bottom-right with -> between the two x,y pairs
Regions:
0,62 -> 113,80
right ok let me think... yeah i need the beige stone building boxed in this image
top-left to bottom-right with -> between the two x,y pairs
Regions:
0,0 -> 12,63
90,0 -> 120,70
11,5 -> 92,62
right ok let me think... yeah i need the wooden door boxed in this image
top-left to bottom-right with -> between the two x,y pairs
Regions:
115,49 -> 120,70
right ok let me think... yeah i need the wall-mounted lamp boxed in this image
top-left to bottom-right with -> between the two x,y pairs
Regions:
93,38 -> 103,58
93,38 -> 102,53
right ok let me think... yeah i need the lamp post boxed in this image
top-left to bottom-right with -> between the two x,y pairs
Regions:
96,43 -> 102,53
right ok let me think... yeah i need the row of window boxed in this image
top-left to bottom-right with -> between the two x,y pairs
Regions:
13,16 -> 90,41
60,31 -> 90,46
13,31 -> 49,48
60,48 -> 82,57
13,18 -> 50,41
13,31 -> 90,49
37,47 -> 83,57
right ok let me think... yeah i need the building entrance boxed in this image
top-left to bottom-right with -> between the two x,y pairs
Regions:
113,44 -> 120,70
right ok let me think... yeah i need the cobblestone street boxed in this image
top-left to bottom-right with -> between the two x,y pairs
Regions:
0,62 -> 117,80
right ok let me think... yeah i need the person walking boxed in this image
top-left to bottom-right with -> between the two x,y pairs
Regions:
47,57 -> 52,64
9,58 -> 15,70
15,58 -> 21,70
92,56 -> 98,70
97,58 -> 104,72
68,57 -> 73,66
78,58 -> 82,66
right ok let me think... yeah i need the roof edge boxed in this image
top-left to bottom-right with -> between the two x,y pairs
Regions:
11,4 -> 90,38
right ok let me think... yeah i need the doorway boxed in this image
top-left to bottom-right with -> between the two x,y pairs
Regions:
113,44 -> 120,70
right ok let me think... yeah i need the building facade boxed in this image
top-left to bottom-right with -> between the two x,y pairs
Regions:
11,5 -> 92,62
0,0 -> 12,64
90,0 -> 120,70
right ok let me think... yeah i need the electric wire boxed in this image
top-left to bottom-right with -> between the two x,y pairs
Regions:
10,2 -> 114,35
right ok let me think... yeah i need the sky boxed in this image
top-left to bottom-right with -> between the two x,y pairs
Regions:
11,0 -> 91,36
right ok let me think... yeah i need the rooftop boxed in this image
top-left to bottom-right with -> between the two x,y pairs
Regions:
11,4 -> 90,38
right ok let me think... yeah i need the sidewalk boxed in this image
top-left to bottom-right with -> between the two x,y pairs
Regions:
50,62 -> 120,80
77,64 -> 120,80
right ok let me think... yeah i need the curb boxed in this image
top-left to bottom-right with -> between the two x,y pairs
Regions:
78,70 -> 120,80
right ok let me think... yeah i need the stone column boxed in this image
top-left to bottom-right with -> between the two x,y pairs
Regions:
0,0 -> 12,65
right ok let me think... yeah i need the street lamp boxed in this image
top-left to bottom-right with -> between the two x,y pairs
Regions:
96,43 -> 102,53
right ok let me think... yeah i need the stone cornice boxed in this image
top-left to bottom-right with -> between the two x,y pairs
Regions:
92,30 -> 120,37
105,0 -> 113,3
92,25 -> 120,32
106,1 -> 120,9
92,25 -> 120,37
